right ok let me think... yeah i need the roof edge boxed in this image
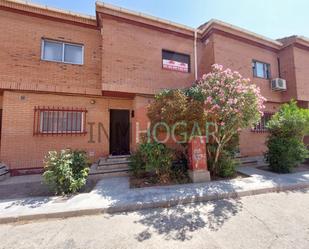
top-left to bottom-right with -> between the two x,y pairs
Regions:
96,1 -> 196,33
200,19 -> 283,48
0,0 -> 97,27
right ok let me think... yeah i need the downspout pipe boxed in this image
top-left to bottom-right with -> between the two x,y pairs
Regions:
194,29 -> 198,80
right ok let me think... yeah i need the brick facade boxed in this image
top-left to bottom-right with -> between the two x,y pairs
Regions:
0,0 -> 308,172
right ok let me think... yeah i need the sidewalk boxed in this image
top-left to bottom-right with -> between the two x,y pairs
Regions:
0,167 -> 309,224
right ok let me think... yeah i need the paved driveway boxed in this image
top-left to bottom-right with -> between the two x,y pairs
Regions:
0,189 -> 309,249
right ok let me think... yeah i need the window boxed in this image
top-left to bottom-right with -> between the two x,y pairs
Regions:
252,112 -> 274,132
33,107 -> 87,135
162,50 -> 190,73
252,60 -> 270,79
41,39 -> 84,64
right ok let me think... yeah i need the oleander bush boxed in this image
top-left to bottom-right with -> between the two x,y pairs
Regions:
43,149 -> 90,195
147,64 -> 265,177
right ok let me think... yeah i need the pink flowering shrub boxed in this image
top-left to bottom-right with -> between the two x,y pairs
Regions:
197,64 -> 266,173
147,64 -> 266,177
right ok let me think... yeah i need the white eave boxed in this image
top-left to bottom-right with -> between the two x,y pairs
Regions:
199,19 -> 283,47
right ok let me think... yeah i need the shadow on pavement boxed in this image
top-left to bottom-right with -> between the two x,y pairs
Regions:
134,198 -> 243,241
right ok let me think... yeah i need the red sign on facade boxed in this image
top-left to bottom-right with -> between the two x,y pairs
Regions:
162,59 -> 189,72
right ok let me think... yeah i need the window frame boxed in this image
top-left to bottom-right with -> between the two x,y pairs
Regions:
252,60 -> 271,79
162,49 -> 191,73
39,111 -> 85,134
33,107 -> 87,136
41,39 -> 84,65
251,112 -> 274,133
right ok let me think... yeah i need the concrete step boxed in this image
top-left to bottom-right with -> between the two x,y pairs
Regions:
97,163 -> 129,171
89,166 -> 129,177
98,160 -> 129,167
89,170 -> 129,178
107,155 -> 130,161
0,168 -> 7,175
89,155 -> 130,177
0,163 -> 10,182
236,156 -> 267,167
98,155 -> 130,165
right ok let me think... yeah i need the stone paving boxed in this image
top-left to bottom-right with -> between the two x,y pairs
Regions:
0,166 -> 309,224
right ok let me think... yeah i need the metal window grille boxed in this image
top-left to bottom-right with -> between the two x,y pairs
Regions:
251,112 -> 274,133
33,106 -> 87,135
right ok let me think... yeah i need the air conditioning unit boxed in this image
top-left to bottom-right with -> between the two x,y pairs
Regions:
271,78 -> 287,91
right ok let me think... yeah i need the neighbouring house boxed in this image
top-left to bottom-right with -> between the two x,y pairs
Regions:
0,0 -> 308,176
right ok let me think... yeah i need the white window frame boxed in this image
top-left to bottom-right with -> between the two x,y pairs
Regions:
252,60 -> 271,79
41,39 -> 84,65
39,111 -> 85,134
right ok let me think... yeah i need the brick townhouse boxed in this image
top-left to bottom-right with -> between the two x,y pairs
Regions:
0,0 -> 308,175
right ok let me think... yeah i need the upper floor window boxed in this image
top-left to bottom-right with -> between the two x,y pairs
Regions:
162,50 -> 190,73
41,39 -> 84,65
252,60 -> 270,79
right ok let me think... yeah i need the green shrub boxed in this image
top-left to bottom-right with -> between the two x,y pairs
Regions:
129,150 -> 146,177
217,152 -> 237,178
43,149 -> 90,195
129,141 -> 174,183
170,150 -> 190,183
266,137 -> 308,173
265,101 -> 309,173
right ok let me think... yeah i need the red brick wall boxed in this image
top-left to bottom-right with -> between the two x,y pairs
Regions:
239,102 -> 281,156
0,91 -> 133,170
279,46 -> 297,102
293,47 -> 309,102
0,9 -> 102,95
100,16 -> 196,94
197,36 -> 215,77
211,33 -> 283,103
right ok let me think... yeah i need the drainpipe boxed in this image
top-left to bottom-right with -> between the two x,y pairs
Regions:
277,57 -> 281,78
194,29 -> 198,80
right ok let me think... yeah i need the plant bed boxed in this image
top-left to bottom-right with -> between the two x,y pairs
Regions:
130,171 -> 248,189
129,172 -> 191,188
211,172 -> 249,181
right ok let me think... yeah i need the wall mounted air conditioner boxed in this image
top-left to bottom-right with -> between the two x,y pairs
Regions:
271,78 -> 287,91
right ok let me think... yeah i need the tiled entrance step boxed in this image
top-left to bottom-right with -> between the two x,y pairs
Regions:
236,155 -> 268,167
0,163 -> 10,182
90,155 -> 130,177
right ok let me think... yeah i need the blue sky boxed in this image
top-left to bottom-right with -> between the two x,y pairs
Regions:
30,0 -> 309,39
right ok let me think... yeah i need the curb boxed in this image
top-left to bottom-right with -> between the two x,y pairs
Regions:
1,182 -> 309,225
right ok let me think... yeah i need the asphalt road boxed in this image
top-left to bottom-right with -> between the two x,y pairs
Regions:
0,189 -> 309,249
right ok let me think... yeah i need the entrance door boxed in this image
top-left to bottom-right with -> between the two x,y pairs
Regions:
109,109 -> 130,155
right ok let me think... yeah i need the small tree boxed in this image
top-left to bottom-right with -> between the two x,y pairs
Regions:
197,64 -> 266,174
147,64 -> 266,176
147,89 -> 206,141
265,101 -> 309,173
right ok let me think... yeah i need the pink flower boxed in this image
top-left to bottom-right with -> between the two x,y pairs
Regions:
212,104 -> 220,110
